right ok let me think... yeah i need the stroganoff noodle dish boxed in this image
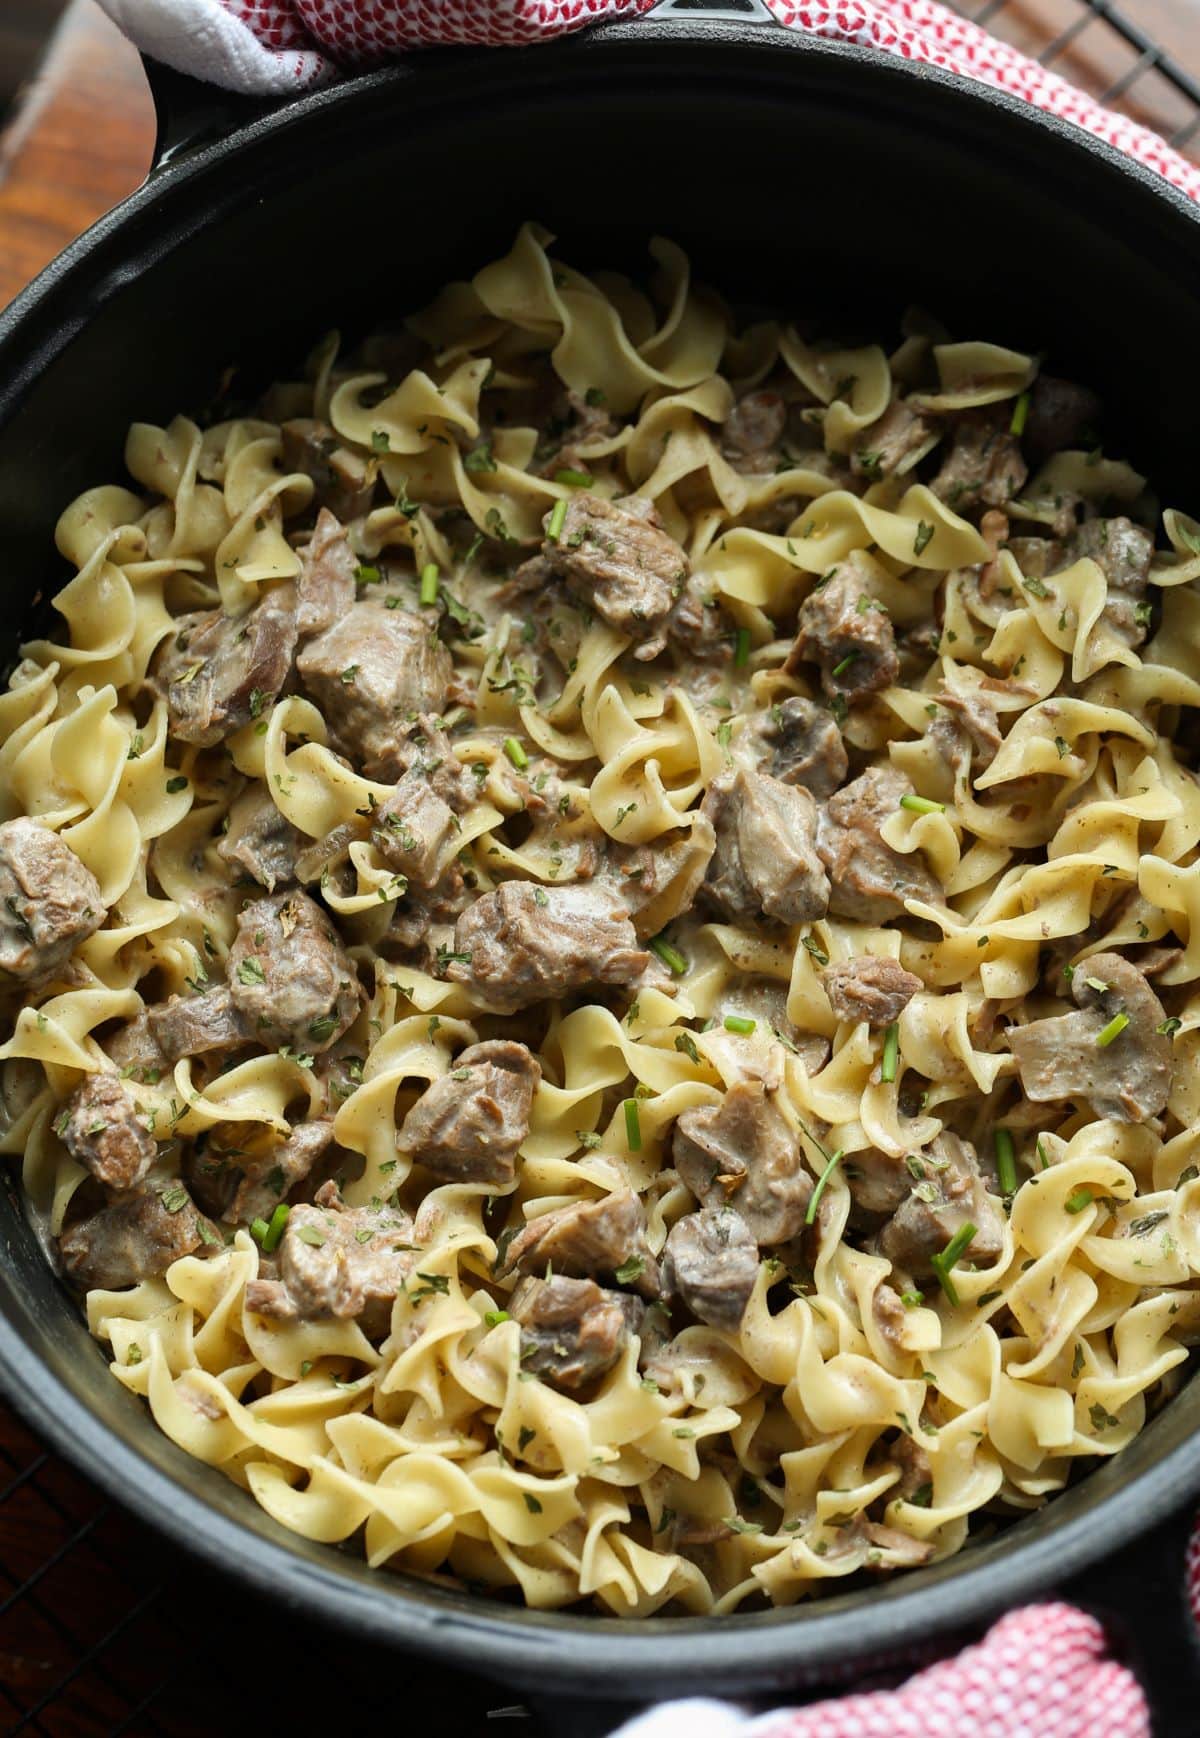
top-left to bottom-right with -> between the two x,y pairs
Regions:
3,224 -> 1200,1615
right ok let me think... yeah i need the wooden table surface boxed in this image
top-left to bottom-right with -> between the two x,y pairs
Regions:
1,0 -> 1200,1730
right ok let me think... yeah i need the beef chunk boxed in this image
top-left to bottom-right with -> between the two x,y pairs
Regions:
844,1147 -> 911,1220
666,575 -> 734,663
148,987 -> 250,1063
295,597 -> 453,776
102,1012 -> 167,1084
59,1185 -> 212,1291
821,956 -> 922,1029
1023,375 -> 1101,465
503,1189 -> 659,1298
296,508 -> 359,639
536,388 -> 617,475
151,588 -> 297,748
398,1040 -> 540,1186
59,1074 -> 155,1192
744,697 -> 848,800
447,882 -> 649,1013
816,767 -> 943,923
722,390 -> 786,474
871,1282 -> 911,1357
0,818 -> 103,982
1069,517 -> 1154,650
280,419 -> 376,522
509,1274 -> 642,1393
1008,950 -> 1172,1122
852,399 -> 934,481
673,1082 -> 810,1246
541,493 -> 686,658
227,1120 -> 336,1225
702,768 -> 829,925
932,685 -> 1006,771
786,558 -> 898,704
229,890 -> 360,1053
662,1207 -> 758,1331
370,778 -> 460,889
217,784 -> 301,893
388,713 -> 477,812
879,1132 -> 1004,1277
930,408 -> 1028,514
244,1182 -> 415,1335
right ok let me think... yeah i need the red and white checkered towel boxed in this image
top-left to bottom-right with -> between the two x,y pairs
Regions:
99,0 -> 1200,199
92,0 -> 1200,1728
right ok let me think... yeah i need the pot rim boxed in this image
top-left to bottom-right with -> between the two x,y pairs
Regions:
1,15 -> 1199,1694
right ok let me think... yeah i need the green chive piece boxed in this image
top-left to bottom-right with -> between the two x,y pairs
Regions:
805,1145 -> 845,1226
504,736 -> 529,771
831,652 -> 858,677
723,1014 -> 756,1035
1010,391 -> 1030,437
1065,1187 -> 1094,1214
649,935 -> 688,975
881,1022 -> 900,1084
624,1097 -> 642,1153
484,1309 -> 510,1328
931,1221 -> 977,1306
419,563 -> 439,606
546,498 -> 568,542
899,793 -> 945,815
260,1202 -> 289,1253
554,467 -> 594,489
733,627 -> 751,668
1037,1137 -> 1051,1171
995,1128 -> 1017,1195
1096,1011 -> 1129,1048
249,1217 -> 270,1247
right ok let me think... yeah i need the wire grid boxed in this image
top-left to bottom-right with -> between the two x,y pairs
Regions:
951,0 -> 1200,154
0,1402 -> 539,1736
2,3 -> 1199,1732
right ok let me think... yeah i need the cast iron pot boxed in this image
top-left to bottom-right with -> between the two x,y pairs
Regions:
2,0 -> 1200,1706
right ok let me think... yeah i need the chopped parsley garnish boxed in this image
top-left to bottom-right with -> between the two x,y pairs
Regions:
464,441 -> 497,473
913,520 -> 935,557
674,1032 -> 700,1065
295,1224 -> 325,1247
614,1254 -> 645,1286
159,1184 -> 189,1213
165,776 -> 188,794
371,429 -> 391,453
1158,1017 -> 1182,1039
237,957 -> 266,985
802,934 -> 829,967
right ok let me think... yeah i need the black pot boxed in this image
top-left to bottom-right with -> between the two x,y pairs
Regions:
2,0 -> 1200,1705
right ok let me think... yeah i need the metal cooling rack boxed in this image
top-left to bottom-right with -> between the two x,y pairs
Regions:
2,3 -> 1200,1733
953,0 -> 1200,154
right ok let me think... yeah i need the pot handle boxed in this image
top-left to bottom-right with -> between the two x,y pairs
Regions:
143,55 -> 281,171
650,0 -> 778,20
1062,1496 -> 1200,1735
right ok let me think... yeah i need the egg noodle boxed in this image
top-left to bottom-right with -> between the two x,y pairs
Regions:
2,223 -> 1199,1615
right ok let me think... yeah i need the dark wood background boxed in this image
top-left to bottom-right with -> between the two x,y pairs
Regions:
1,0 -> 1200,1730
